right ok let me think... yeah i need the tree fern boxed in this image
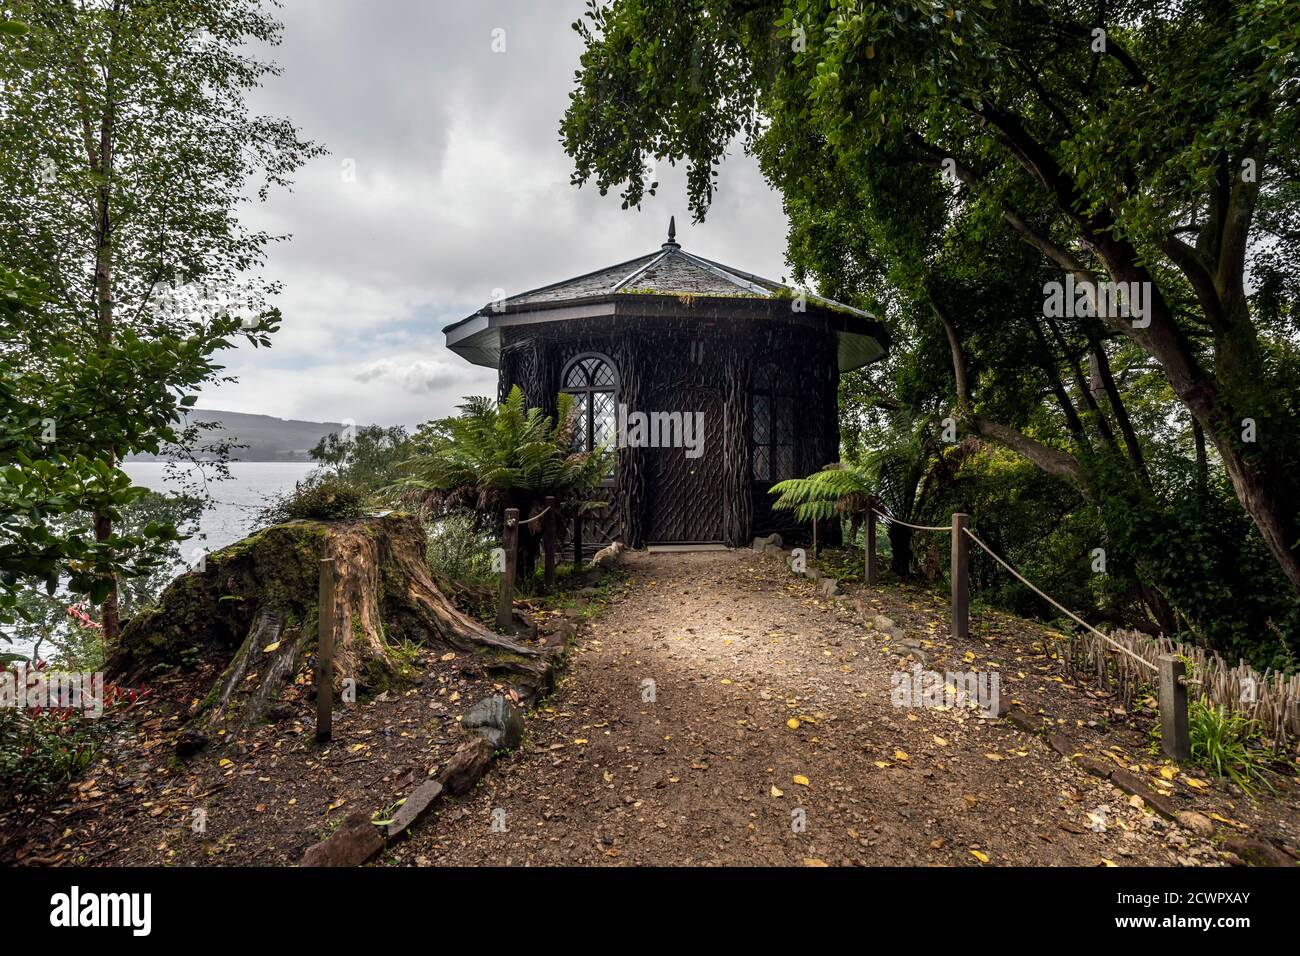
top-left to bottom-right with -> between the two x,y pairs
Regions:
394,385 -> 612,530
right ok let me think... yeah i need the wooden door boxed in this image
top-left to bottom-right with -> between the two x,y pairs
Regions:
645,384 -> 725,543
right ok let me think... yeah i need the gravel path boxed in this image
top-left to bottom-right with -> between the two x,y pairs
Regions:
394,550 -> 1210,867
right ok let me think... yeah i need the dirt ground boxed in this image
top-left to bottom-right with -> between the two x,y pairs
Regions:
391,550 -> 1300,867
4,548 -> 1297,867
0,646 -> 516,866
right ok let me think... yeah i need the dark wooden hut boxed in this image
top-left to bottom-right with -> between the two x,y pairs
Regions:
443,219 -> 888,552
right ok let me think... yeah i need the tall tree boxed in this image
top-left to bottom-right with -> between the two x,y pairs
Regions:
560,0 -> 1300,593
0,0 -> 323,639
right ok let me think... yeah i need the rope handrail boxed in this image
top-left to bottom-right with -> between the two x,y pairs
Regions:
869,505 -> 950,533
507,505 -> 553,529
962,526 -> 1159,675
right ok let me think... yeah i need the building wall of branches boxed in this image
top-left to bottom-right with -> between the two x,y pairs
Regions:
497,316 -> 839,550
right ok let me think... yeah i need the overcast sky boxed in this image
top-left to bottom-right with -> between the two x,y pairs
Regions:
200,0 -> 790,428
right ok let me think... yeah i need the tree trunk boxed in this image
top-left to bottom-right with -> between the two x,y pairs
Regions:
887,522 -> 913,578
86,36 -> 119,642
106,514 -> 551,733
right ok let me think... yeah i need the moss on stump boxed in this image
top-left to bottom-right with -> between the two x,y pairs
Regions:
107,513 -> 549,732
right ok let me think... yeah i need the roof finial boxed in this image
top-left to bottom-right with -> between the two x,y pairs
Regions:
663,215 -> 680,249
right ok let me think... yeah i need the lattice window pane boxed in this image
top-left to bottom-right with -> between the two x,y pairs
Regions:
753,446 -> 770,481
590,359 -> 615,388
775,445 -> 794,481
753,364 -> 774,389
775,397 -> 793,445
564,363 -> 586,388
752,395 -> 770,445
570,393 -> 588,451
592,392 -> 616,449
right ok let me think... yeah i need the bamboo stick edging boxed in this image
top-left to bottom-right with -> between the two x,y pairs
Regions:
863,504 -> 1295,755
1064,627 -> 1300,754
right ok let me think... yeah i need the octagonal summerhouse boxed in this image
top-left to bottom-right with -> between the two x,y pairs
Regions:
442,220 -> 889,552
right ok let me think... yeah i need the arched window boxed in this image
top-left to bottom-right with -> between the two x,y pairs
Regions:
751,363 -> 794,482
561,353 -> 618,457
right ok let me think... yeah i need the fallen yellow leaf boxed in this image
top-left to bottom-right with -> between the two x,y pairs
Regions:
970,849 -> 989,863
787,718 -> 801,730
1208,812 -> 1247,829
770,785 -> 784,798
793,774 -> 811,787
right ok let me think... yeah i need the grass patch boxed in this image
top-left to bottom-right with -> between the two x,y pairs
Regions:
1154,699 -> 1276,796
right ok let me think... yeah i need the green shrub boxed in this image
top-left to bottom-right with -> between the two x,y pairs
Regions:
0,707 -> 107,806
1156,700 -> 1276,796
259,472 -> 369,525
426,510 -> 496,587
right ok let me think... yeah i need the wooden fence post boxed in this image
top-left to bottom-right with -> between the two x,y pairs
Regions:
812,517 -> 820,558
1159,655 -> 1192,761
315,557 -> 336,744
951,513 -> 969,640
543,496 -> 557,592
865,508 -> 877,586
572,514 -> 583,571
496,508 -> 519,630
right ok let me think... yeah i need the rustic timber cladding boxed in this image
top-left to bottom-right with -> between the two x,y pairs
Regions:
721,344 -> 752,547
445,219 -> 889,549
615,331 -> 649,548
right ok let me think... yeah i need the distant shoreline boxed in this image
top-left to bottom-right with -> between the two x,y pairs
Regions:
125,408 -> 347,464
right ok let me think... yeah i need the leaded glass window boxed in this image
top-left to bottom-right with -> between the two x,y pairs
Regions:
751,364 -> 795,482
561,354 -> 618,477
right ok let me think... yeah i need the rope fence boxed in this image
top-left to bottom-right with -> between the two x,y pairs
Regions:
869,505 -> 951,533
1063,628 -> 1300,754
853,507 -> 1277,759
961,527 -> 1158,676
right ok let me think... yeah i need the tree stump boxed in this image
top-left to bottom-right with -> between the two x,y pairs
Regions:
107,513 -> 551,736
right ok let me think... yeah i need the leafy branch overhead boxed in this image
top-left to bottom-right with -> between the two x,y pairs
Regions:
562,0 -> 1300,663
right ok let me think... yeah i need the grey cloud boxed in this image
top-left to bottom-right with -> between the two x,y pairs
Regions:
219,0 -> 789,428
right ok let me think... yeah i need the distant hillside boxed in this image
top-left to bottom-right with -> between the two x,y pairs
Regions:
126,409 -> 346,462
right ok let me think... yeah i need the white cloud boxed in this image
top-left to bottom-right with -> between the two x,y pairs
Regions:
210,0 -> 790,428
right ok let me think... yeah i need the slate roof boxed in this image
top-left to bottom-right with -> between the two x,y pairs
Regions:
443,220 -> 887,372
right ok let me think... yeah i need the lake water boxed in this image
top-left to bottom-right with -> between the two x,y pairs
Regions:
122,460 -> 318,554
2,462 -> 316,661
